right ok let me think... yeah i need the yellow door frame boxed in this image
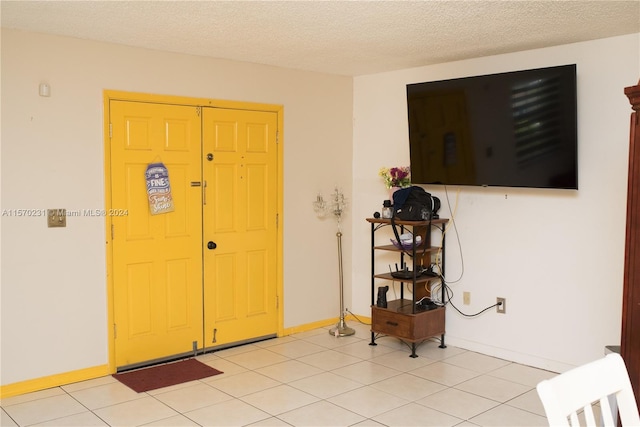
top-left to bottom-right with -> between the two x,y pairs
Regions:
103,90 -> 284,373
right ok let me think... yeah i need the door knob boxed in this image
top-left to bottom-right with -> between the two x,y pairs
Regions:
207,241 -> 217,250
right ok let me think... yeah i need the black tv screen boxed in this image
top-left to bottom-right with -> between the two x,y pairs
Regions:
407,64 -> 578,189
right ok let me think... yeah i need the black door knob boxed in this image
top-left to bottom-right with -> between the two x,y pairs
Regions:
207,241 -> 217,250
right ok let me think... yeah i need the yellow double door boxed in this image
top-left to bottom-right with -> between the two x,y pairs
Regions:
109,98 -> 279,369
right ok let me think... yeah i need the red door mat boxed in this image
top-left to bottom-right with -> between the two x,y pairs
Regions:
113,358 -> 223,393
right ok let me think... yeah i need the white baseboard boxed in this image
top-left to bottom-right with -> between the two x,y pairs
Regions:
444,335 -> 576,374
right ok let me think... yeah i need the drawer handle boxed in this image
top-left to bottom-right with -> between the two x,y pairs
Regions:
386,321 -> 398,326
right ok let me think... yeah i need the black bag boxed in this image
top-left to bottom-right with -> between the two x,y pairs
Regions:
392,186 -> 433,221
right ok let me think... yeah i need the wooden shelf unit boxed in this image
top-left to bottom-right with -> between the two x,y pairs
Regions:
366,217 -> 448,357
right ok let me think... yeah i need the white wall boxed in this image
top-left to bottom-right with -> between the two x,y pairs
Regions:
351,34 -> 640,373
0,29 -> 353,386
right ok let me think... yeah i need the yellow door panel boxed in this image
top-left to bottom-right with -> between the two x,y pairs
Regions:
213,253 -> 238,321
126,262 -> 153,336
124,164 -> 153,239
203,108 -> 278,348
212,164 -> 238,231
110,100 -> 203,368
247,249 -> 268,315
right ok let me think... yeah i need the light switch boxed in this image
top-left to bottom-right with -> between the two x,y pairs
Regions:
47,209 -> 66,227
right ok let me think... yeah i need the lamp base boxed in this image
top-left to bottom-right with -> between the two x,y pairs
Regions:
329,319 -> 355,337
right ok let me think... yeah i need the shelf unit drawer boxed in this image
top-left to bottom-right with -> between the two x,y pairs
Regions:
371,300 -> 445,343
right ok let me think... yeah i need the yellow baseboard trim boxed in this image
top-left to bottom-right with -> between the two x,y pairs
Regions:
346,313 -> 371,326
281,314 -> 370,336
0,364 -> 110,399
2,315 -> 373,399
282,318 -> 336,335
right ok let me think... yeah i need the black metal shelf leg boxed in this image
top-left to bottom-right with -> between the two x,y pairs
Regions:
410,343 -> 418,358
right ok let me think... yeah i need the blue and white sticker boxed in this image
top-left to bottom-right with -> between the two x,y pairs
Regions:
145,163 -> 174,215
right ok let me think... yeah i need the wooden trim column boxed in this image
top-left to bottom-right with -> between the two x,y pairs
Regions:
622,79 -> 640,407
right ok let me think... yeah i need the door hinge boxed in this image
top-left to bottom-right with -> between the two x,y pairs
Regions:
114,323 -> 117,339
196,106 -> 201,117
109,123 -> 112,138
111,224 -> 115,240
276,295 -> 279,309
276,130 -> 279,144
276,213 -> 279,228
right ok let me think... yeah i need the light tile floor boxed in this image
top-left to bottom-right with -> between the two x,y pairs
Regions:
0,322 -> 557,426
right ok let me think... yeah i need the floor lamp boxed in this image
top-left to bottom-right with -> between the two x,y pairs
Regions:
313,188 -> 355,337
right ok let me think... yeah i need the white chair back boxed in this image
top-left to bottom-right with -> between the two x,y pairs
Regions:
536,353 -> 640,426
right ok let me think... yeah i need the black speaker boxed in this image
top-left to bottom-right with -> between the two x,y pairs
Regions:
431,196 -> 441,219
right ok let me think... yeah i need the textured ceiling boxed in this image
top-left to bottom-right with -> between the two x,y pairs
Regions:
2,1 -> 639,76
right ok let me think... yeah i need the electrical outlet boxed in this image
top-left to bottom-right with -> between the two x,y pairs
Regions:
47,209 -> 66,228
463,292 -> 470,305
497,297 -> 506,314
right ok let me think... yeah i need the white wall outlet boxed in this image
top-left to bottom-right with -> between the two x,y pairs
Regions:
463,292 -> 470,305
497,297 -> 506,314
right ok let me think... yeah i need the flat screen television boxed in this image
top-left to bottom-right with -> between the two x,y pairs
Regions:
407,64 -> 578,189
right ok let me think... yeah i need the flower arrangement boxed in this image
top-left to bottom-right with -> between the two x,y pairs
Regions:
379,166 -> 411,189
